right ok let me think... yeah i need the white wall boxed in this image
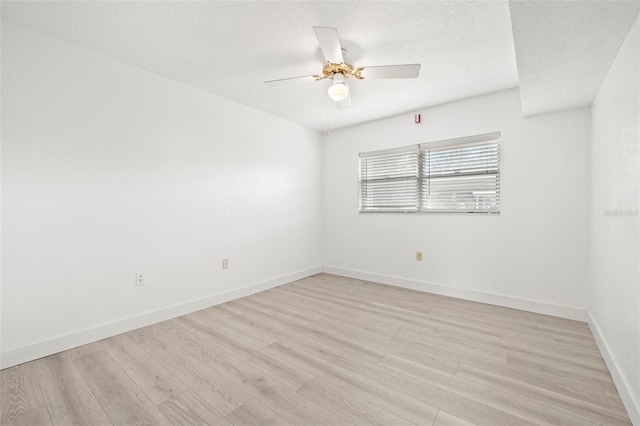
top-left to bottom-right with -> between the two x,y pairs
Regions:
589,16 -> 640,424
0,21 -> 323,368
323,89 -> 591,320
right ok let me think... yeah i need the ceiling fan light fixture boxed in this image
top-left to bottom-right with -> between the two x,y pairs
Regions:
264,26 -> 421,110
328,74 -> 349,102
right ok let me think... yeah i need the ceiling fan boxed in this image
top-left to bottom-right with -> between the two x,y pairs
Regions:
264,27 -> 421,109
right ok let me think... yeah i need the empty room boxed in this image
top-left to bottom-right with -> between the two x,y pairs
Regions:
1,1 -> 639,425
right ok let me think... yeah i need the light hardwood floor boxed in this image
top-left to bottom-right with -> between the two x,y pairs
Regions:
1,273 -> 632,425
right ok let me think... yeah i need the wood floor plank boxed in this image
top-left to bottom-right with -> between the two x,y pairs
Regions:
428,304 -> 547,333
376,353 -> 617,426
297,376 -> 415,426
456,359 -> 615,410
208,303 -> 245,318
209,353 -> 352,425
174,315 -> 264,355
500,329 -> 602,357
234,349 -> 314,392
536,322 -> 599,340
433,410 -> 478,426
417,320 -> 605,372
190,307 -> 277,348
33,352 -> 111,425
271,286 -> 364,323
239,296 -> 387,364
1,273 -> 631,425
607,390 -> 629,413
210,301 -> 284,344
507,343 -> 609,374
334,355 -> 540,426
225,298 -> 347,361
72,349 -> 171,425
0,362 -> 52,426
65,341 -> 105,362
100,334 -> 189,405
256,296 -> 393,361
157,389 -> 231,425
0,406 -> 52,426
506,350 -> 616,390
307,274 -> 443,306
396,327 -> 508,360
264,341 -> 439,425
290,275 -> 434,311
431,303 -> 598,351
225,398 -> 293,426
267,290 -> 404,347
266,288 -> 398,339
535,315 -> 592,335
392,331 -> 507,367
127,327 -> 252,416
284,282 -> 442,332
380,340 -> 461,375
150,319 -> 226,363
269,289 -> 403,344
433,292 -> 552,322
455,363 -> 631,425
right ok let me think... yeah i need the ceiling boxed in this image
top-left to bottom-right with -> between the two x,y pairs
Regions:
510,0 -> 640,117
2,1 -> 639,132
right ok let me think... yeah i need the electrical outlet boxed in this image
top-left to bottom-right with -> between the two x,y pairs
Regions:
222,259 -> 229,269
136,272 -> 145,286
416,252 -> 423,261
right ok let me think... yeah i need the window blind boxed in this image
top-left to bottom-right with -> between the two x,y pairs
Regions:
359,133 -> 500,214
421,138 -> 500,212
359,146 -> 420,213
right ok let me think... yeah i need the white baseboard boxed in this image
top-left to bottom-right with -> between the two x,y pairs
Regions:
588,312 -> 640,425
0,266 -> 322,369
322,266 -> 587,322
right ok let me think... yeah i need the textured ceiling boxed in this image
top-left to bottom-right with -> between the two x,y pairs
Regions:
1,1 -> 519,132
510,0 -> 640,117
1,1 -> 638,131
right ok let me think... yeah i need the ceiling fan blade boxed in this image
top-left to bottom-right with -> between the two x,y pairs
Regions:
264,75 -> 319,86
360,64 -> 421,79
313,26 -> 344,64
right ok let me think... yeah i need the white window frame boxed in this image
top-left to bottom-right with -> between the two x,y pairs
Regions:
359,132 -> 500,214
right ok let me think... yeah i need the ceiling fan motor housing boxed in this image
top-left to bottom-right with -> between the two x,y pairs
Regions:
322,61 -> 364,80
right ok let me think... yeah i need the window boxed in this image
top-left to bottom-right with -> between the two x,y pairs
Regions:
359,132 -> 500,213
359,147 -> 420,213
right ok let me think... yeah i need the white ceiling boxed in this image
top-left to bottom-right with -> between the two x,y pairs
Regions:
2,1 -> 638,132
510,0 -> 640,117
